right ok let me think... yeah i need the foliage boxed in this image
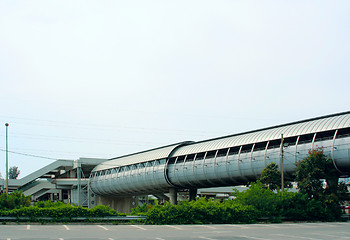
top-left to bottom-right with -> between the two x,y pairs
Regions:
0,203 -> 126,222
258,162 -> 282,190
9,166 -> 20,179
294,148 -> 346,220
233,181 -> 342,221
0,191 -> 31,210
133,197 -> 258,224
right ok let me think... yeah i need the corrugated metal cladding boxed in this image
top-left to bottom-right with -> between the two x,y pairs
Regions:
92,142 -> 192,172
170,112 -> 350,157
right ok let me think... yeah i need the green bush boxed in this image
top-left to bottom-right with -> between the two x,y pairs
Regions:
0,203 -> 126,222
0,191 -> 31,210
138,198 -> 259,225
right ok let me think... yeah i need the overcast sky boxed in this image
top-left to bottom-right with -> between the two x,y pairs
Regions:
0,1 -> 349,178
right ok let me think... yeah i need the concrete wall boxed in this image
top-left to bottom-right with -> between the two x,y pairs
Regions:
96,195 -> 139,214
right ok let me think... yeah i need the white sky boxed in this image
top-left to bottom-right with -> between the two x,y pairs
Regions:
0,1 -> 349,178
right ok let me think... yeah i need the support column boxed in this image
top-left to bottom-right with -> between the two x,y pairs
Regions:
189,188 -> 197,201
169,188 -> 178,205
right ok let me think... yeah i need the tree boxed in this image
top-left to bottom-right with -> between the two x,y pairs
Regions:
258,162 -> 291,191
294,148 -> 347,220
259,162 -> 282,190
8,166 -> 20,179
294,148 -> 337,200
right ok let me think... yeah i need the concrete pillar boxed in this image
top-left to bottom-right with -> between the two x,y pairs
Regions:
169,188 -> 178,205
189,188 -> 197,201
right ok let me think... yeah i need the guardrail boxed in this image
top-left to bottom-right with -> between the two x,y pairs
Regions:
0,216 -> 147,222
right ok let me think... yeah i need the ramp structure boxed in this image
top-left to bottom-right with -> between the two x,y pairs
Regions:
89,112 -> 350,202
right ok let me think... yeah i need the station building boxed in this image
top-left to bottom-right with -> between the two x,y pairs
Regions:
1,112 -> 350,212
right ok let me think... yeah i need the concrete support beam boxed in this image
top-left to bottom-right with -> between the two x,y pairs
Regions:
169,188 -> 178,205
96,196 -> 138,214
189,188 -> 197,201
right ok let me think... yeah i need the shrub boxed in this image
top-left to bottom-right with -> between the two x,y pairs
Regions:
141,198 -> 259,225
0,191 -> 31,210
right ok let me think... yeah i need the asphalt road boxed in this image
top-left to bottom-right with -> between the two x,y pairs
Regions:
0,222 -> 349,240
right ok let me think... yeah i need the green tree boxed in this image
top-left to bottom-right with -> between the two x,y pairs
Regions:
294,148 -> 347,219
295,149 -> 337,199
9,166 -> 20,179
259,162 -> 291,190
259,162 -> 282,190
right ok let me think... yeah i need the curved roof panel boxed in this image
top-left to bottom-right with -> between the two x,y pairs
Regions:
93,142 -> 192,172
171,112 -> 350,157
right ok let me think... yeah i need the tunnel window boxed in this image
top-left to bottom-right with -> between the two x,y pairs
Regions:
267,139 -> 281,149
186,154 -> 195,162
206,150 -> 216,159
168,157 -> 176,164
241,144 -> 254,153
176,156 -> 185,163
228,146 -> 240,155
298,133 -> 315,144
195,152 -> 205,160
217,148 -> 229,157
283,136 -> 298,146
253,142 -> 268,152
315,130 -> 336,142
336,127 -> 350,139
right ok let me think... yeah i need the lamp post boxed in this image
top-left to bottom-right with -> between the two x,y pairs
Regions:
5,123 -> 9,195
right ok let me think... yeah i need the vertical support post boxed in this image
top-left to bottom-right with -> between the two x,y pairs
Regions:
77,160 -> 81,206
280,134 -> 284,193
189,188 -> 197,201
169,188 -> 178,205
5,123 -> 9,195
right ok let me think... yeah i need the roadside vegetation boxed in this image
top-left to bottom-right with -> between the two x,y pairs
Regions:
0,195 -> 125,222
0,149 -> 348,224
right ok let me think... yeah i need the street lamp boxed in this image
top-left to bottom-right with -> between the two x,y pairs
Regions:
5,123 -> 9,195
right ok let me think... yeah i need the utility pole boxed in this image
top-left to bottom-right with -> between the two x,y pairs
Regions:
280,133 -> 284,193
5,123 -> 9,195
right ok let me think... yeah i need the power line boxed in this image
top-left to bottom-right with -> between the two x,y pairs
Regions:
0,148 -> 58,160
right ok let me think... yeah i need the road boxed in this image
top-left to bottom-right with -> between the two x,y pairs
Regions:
0,222 -> 349,240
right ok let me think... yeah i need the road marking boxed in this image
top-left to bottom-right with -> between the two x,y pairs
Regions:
98,225 -> 109,231
239,236 -> 269,240
155,238 -> 165,240
130,225 -> 147,231
7,238 -> 11,240
26,225 -> 30,230
63,225 -> 70,231
58,238 -> 64,240
165,225 -> 182,230
199,237 -> 217,240
108,238 -> 114,240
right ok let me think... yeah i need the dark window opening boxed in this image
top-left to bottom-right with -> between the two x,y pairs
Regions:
298,133 -> 315,144
267,139 -> 282,149
283,136 -> 298,146
176,156 -> 185,163
206,150 -> 217,159
217,148 -> 229,157
186,154 -> 195,162
315,130 -> 335,142
253,142 -> 268,151
228,146 -> 240,155
336,127 -> 350,139
168,157 -> 176,164
241,144 -> 254,153
195,152 -> 205,160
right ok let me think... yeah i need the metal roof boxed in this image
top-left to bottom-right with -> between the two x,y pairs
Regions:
92,142 -> 192,172
171,111 -> 350,157
91,111 -> 350,171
